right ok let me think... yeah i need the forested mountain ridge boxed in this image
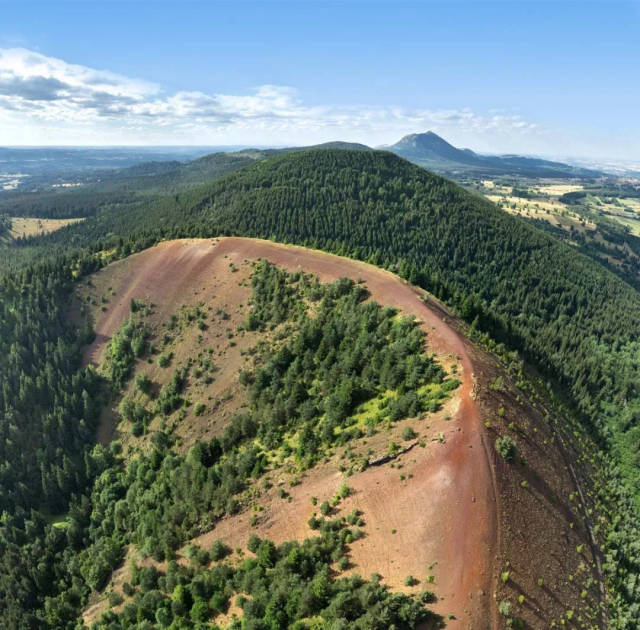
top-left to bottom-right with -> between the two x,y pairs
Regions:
0,153 -> 257,221
0,142 -> 371,233
2,147 -> 640,626
24,147 -> 640,493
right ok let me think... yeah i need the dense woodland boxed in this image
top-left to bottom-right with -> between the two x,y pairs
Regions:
526,213 -> 640,290
0,152 -> 260,223
0,189 -> 138,220
0,143 -> 367,225
2,148 -> 640,626
0,213 -> 10,238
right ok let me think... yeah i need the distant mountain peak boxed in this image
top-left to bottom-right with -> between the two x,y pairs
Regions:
397,130 -> 449,145
388,131 -> 600,178
391,131 -> 478,165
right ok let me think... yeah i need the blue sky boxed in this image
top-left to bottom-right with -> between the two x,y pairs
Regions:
0,0 -> 638,161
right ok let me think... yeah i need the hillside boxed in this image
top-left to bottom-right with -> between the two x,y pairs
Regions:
1,148 -> 640,627
0,146 -> 220,191
472,178 -> 640,290
0,152 -> 257,223
73,237 -> 601,628
387,131 -> 602,178
18,149 -> 640,488
0,142 -> 371,223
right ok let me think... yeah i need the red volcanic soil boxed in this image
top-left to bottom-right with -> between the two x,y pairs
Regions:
80,237 -> 604,629
82,237 -> 497,627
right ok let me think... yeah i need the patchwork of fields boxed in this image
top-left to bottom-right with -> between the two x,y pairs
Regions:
475,177 -> 640,286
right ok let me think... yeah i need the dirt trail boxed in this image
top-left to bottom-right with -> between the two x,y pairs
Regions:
84,237 -> 498,628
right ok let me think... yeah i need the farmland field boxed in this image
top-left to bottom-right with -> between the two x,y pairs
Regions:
475,177 -> 640,287
9,216 -> 85,239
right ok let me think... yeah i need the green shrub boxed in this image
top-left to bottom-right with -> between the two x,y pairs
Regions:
135,373 -> 152,394
108,590 -> 123,607
337,483 -> 351,499
210,540 -> 231,561
402,426 -> 417,440
419,590 -> 436,604
496,436 -> 517,461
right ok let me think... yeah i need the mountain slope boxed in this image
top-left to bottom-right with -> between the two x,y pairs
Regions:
40,148 -> 640,487
0,152 -> 258,221
2,148 -> 640,626
76,237 -> 599,628
387,131 -> 602,178
0,142 -> 370,225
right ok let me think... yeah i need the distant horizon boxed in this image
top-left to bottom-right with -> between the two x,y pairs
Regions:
1,1 -> 638,161
1,135 -> 638,170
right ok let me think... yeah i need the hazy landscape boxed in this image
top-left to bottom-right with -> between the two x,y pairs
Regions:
1,2 -> 639,629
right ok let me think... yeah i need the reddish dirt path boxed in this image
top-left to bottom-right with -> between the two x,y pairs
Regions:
83,237 -> 498,628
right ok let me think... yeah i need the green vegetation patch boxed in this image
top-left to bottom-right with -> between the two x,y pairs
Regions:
102,316 -> 149,388
92,515 -> 440,629
23,260 -> 452,626
234,261 -> 450,467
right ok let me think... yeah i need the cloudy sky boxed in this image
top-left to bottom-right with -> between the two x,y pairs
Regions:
1,1 -> 638,161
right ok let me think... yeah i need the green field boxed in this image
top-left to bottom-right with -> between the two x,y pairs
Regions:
475,177 -> 640,288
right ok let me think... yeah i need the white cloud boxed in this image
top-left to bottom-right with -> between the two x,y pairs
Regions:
0,47 -> 543,146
